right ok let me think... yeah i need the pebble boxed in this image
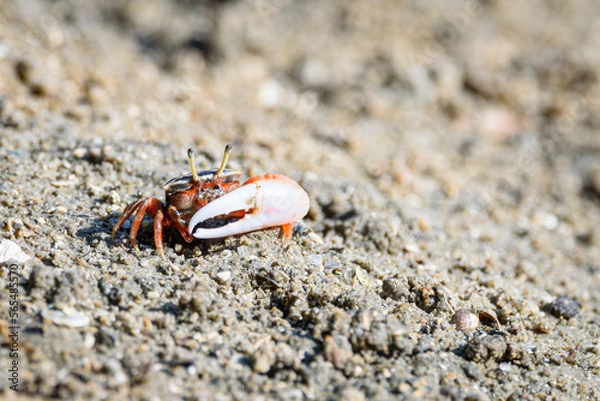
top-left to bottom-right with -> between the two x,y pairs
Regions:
0,239 -> 31,263
403,243 -> 420,253
498,362 -> 512,373
251,347 -> 276,373
107,190 -> 120,205
533,211 -> 558,230
308,254 -> 323,267
73,147 -> 87,158
258,79 -> 284,109
42,308 -> 90,328
216,270 -> 231,283
104,359 -> 128,388
533,320 -> 552,334
339,387 -> 366,401
307,232 -> 325,244
546,296 -> 580,319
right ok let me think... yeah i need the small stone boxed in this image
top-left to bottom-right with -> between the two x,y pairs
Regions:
338,387 -> 366,401
104,359 -> 128,388
216,270 -> 231,283
88,147 -> 104,162
251,347 -> 276,374
307,232 -> 325,244
533,320 -> 552,334
42,308 -> 90,328
403,243 -> 419,253
107,190 -> 120,205
546,296 -> 580,319
297,59 -> 330,88
73,147 -> 87,158
258,79 -> 284,109
308,254 -> 323,267
542,214 -> 558,230
533,211 -> 559,230
498,362 -> 512,373
0,44 -> 10,59
323,335 -> 353,369
84,333 -> 96,349
274,342 -> 295,367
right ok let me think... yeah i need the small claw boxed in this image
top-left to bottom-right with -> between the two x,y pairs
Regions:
189,174 -> 309,241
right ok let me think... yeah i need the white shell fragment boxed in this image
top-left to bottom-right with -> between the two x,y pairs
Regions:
42,308 -> 90,328
0,239 -> 31,264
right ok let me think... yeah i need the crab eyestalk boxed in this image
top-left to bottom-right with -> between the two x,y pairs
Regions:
215,144 -> 232,178
187,148 -> 200,183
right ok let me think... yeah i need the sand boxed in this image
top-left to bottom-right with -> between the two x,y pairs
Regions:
0,0 -> 599,400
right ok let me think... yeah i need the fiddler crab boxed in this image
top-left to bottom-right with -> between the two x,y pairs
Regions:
112,145 -> 310,258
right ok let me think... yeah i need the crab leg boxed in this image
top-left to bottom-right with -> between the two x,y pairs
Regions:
189,174 -> 310,243
154,209 -> 166,259
112,197 -> 166,254
128,200 -> 150,251
111,199 -> 145,241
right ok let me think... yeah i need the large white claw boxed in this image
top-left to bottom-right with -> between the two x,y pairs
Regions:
189,175 -> 310,240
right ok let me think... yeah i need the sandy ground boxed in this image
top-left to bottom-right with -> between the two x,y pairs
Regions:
1,0 -> 600,400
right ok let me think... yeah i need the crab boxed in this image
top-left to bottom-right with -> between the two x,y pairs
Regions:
111,145 -> 310,258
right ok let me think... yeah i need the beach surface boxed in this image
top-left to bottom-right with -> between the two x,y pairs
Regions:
1,1 -> 599,399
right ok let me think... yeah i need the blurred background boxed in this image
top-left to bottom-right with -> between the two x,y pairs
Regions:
2,0 -> 599,191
